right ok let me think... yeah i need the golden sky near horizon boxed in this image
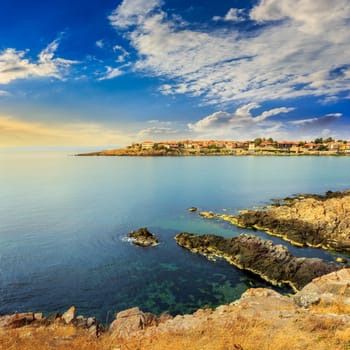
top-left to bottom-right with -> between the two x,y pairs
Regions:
0,115 -> 131,147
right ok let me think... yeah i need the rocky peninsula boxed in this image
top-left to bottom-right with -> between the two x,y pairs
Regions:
1,269 -> 350,350
175,233 -> 340,291
204,190 -> 350,252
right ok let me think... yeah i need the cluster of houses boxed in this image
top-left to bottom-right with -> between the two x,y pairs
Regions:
129,139 -> 350,154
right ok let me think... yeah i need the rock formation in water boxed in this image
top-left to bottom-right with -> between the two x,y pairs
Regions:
211,190 -> 350,252
129,228 -> 159,247
175,232 -> 340,291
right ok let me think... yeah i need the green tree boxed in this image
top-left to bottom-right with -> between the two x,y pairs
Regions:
254,138 -> 262,146
314,137 -> 324,144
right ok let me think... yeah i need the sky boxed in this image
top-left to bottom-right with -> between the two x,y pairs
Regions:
0,0 -> 349,147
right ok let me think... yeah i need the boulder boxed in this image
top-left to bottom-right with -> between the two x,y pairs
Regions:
62,306 -> 75,324
129,228 -> 159,247
109,307 -> 146,338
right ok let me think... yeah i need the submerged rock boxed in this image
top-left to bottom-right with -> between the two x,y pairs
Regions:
129,228 -> 159,247
175,232 -> 340,291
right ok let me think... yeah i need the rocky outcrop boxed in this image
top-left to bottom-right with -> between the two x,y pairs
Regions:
215,190 -> 350,252
294,268 -> 350,308
175,232 -> 340,291
129,228 -> 159,247
0,306 -> 99,335
109,307 -> 172,338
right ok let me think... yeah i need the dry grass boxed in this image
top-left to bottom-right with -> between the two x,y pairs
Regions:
1,312 -> 349,350
310,299 -> 350,315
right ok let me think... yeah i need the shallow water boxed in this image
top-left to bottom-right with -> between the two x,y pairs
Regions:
0,151 -> 349,321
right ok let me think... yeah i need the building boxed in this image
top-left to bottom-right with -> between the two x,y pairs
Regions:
141,141 -> 154,150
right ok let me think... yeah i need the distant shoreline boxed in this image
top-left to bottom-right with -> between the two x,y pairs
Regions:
76,150 -> 350,157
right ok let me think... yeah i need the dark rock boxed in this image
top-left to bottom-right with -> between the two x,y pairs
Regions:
129,228 -> 159,247
188,207 -> 197,212
0,313 -> 34,329
175,232 -> 340,291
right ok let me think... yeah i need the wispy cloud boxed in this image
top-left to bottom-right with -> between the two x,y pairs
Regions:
137,126 -> 178,139
96,40 -> 104,48
0,90 -> 10,96
99,66 -> 124,80
0,40 -> 77,85
109,0 -> 350,106
213,8 -> 245,22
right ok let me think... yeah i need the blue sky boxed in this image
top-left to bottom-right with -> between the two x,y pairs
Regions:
0,0 -> 349,147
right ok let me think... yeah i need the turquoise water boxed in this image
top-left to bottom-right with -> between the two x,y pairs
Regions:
1,151 -> 350,322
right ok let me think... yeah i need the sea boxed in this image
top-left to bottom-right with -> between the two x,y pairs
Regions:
1,150 -> 350,323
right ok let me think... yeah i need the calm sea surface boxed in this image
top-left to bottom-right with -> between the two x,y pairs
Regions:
1,151 -> 350,322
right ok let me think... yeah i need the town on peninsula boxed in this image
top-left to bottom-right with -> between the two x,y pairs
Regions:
78,137 -> 350,156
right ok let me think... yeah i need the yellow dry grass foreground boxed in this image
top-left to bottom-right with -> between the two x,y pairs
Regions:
1,311 -> 350,350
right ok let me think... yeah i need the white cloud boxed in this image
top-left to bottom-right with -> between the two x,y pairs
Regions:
96,40 -> 104,48
109,0 -> 162,28
137,126 -> 178,139
109,0 -> 350,106
213,8 -> 245,22
147,119 -> 174,126
187,105 -> 342,140
250,0 -> 350,36
0,40 -> 77,84
113,45 -> 129,62
0,90 -> 10,96
99,66 -> 124,80
188,103 -> 294,138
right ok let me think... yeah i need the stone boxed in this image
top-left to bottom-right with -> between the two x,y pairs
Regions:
129,228 -> 159,247
294,268 -> 350,307
62,306 -> 75,324
188,207 -> 197,212
109,307 -> 146,338
87,317 -> 96,328
34,313 -> 43,320
0,313 -> 34,328
199,211 -> 215,219
336,257 -> 348,264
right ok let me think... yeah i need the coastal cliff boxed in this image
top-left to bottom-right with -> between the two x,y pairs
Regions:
1,269 -> 350,350
207,190 -> 350,252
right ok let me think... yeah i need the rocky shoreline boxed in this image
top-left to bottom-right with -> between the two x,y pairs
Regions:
175,232 -> 340,291
202,190 -> 350,252
1,269 -> 350,349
